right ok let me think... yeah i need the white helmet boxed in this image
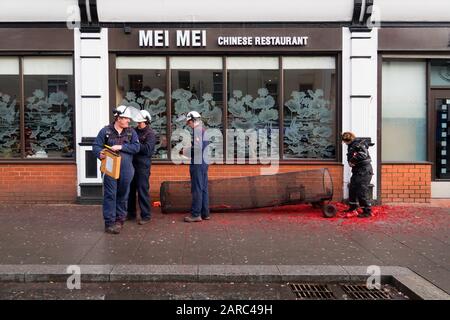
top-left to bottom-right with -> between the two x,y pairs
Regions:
134,110 -> 152,123
186,111 -> 201,122
113,105 -> 133,119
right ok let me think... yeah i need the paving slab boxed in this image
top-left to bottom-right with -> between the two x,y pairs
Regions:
393,273 -> 450,300
341,265 -> 411,282
198,265 -> 281,282
277,265 -> 349,282
110,265 -> 198,281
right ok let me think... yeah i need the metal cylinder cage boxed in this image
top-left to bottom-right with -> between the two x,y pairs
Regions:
160,168 -> 334,214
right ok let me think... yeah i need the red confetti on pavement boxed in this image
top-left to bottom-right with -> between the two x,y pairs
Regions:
178,200 -> 450,236
208,202 -> 450,232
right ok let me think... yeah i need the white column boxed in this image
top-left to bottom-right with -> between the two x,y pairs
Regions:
74,28 -> 110,197
342,27 -> 378,200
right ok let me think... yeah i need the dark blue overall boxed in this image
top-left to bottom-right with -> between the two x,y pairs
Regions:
347,138 -> 373,214
93,124 -> 140,227
127,126 -> 156,220
190,125 -> 210,218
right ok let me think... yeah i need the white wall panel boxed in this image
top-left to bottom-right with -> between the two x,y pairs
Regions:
97,0 -> 354,22
4,0 -> 450,23
342,27 -> 351,199
81,39 -> 103,57
0,0 -> 79,22
350,98 -> 376,139
342,27 -> 378,199
351,38 -> 372,57
80,59 -> 101,95
75,28 -> 110,197
351,59 -> 374,96
376,0 -> 450,22
81,98 -> 108,137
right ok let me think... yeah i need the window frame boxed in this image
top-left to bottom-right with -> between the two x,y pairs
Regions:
381,58 -> 428,163
0,53 -> 76,163
280,57 -> 338,161
112,53 -> 342,164
117,63 -> 169,160
379,55 -> 450,183
428,58 -> 450,181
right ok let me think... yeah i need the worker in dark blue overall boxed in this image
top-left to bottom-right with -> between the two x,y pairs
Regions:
93,105 -> 140,234
183,111 -> 210,222
342,131 -> 374,218
127,110 -> 156,225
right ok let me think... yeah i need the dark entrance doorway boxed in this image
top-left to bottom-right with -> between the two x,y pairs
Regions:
430,90 -> 450,180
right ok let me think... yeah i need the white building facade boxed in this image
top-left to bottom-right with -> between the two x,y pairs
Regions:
0,0 -> 449,204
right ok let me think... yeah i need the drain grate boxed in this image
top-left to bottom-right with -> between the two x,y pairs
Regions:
288,283 -> 408,300
289,283 -> 336,300
341,284 -> 392,300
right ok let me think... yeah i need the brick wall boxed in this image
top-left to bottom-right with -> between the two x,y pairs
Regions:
381,164 -> 431,203
0,163 -> 434,204
0,163 -> 343,204
150,164 -> 344,202
0,164 -> 77,204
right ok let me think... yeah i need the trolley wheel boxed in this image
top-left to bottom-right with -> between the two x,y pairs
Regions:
322,204 -> 337,218
311,201 -> 323,209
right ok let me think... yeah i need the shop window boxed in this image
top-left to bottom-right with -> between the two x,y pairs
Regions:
0,57 -> 20,158
382,60 -> 427,162
115,55 -> 340,163
431,60 -> 450,87
116,57 -> 168,159
0,56 -> 74,160
227,57 -> 279,161
23,57 -> 74,159
170,57 -> 223,162
282,57 -> 336,160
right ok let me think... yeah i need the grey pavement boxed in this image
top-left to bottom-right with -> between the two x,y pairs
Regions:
0,203 -> 449,295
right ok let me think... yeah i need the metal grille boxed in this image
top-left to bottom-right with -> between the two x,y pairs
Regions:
341,284 -> 392,300
161,168 -> 333,213
289,283 -> 336,300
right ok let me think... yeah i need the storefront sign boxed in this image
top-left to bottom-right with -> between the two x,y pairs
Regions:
217,36 -> 308,46
139,30 -> 207,47
109,27 -> 342,52
139,29 -> 308,48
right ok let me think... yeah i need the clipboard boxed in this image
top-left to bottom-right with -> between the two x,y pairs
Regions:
100,145 -> 121,179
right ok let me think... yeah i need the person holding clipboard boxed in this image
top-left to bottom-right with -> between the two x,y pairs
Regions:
93,105 -> 140,234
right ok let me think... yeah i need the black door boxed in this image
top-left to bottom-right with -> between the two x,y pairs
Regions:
430,90 -> 450,180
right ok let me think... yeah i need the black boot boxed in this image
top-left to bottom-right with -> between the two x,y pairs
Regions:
344,205 -> 358,213
357,208 -> 372,218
